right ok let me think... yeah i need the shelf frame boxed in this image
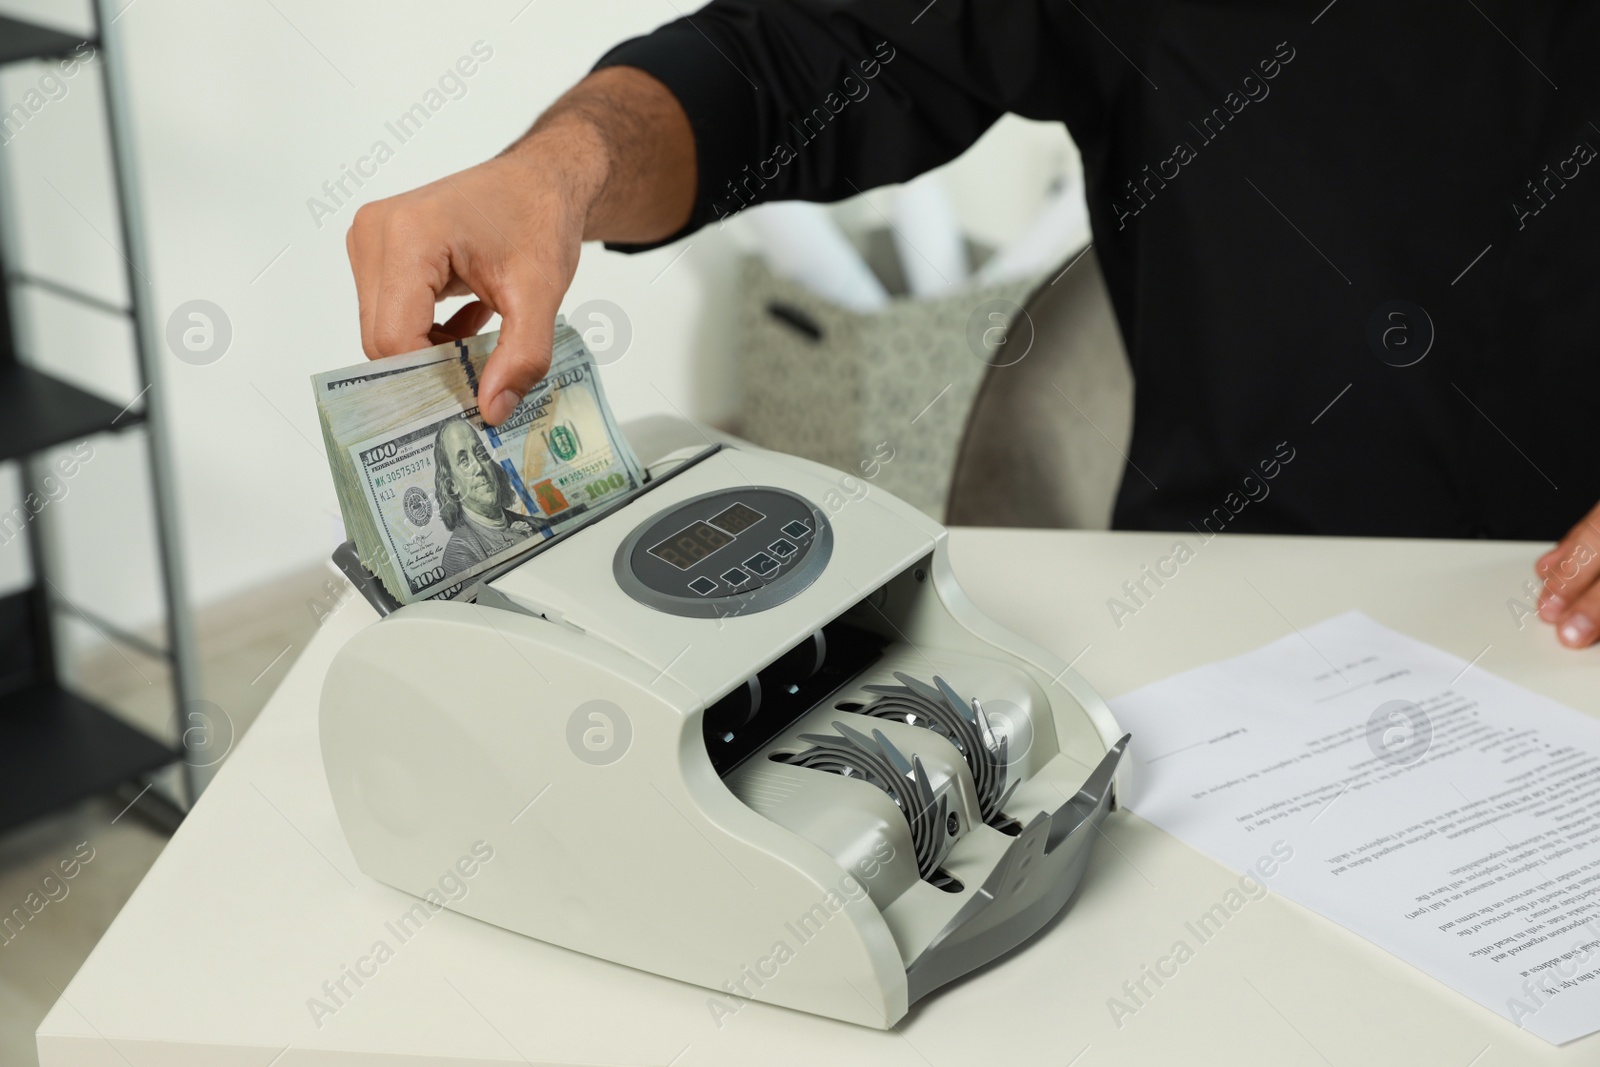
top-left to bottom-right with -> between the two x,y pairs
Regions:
0,15 -> 94,68
0,6 -> 204,830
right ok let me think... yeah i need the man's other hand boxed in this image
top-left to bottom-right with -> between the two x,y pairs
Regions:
1537,501 -> 1600,648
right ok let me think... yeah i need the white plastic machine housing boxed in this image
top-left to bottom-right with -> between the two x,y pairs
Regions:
320,442 -> 1128,1028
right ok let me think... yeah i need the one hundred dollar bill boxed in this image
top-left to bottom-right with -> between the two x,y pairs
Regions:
313,319 -> 645,604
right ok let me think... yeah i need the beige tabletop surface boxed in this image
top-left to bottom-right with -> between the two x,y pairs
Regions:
38,527 -> 1600,1066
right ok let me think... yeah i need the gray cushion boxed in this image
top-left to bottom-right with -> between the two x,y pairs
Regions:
947,248 -> 1132,530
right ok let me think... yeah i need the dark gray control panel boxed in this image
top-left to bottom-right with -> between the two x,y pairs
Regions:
613,486 -> 832,617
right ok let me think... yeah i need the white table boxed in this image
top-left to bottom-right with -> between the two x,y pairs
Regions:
39,529 -> 1600,1066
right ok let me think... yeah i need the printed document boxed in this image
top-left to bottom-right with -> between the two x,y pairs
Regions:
1110,612 -> 1600,1043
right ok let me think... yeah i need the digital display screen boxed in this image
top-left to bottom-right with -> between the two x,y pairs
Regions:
648,520 -> 735,571
710,501 -> 765,536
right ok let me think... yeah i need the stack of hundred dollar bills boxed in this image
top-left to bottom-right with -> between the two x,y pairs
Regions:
312,318 -> 645,604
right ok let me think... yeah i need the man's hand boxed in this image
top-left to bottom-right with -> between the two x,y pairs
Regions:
1536,501 -> 1600,648
345,66 -> 695,424
347,153 -> 589,423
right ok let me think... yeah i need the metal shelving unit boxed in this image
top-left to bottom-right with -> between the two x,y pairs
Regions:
0,3 -> 200,832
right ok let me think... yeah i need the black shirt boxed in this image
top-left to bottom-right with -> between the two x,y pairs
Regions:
595,1 -> 1600,540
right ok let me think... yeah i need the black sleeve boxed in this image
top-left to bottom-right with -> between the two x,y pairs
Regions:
592,0 -> 1108,251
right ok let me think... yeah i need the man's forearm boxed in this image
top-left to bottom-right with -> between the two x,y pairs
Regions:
505,66 -> 697,246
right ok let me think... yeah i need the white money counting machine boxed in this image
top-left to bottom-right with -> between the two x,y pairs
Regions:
321,438 -> 1130,1028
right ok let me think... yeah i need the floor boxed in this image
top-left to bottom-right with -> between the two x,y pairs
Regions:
0,564 -> 331,1067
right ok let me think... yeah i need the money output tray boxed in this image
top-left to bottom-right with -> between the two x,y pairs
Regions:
320,441 -> 1131,1028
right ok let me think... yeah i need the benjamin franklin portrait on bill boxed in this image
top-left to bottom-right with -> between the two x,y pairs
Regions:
433,416 -> 546,574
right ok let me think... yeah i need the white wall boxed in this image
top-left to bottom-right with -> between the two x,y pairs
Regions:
0,0 -> 1075,630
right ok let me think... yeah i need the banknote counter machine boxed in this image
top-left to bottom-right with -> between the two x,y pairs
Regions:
320,442 -> 1131,1028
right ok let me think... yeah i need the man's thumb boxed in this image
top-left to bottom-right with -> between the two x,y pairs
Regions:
479,298 -> 556,425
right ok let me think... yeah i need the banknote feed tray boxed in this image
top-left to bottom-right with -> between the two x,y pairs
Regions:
320,442 -> 1130,1028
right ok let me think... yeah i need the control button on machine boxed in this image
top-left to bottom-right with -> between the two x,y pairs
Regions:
781,519 -> 812,540
743,552 -> 778,576
687,575 -> 719,596
720,567 -> 752,586
768,537 -> 797,559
